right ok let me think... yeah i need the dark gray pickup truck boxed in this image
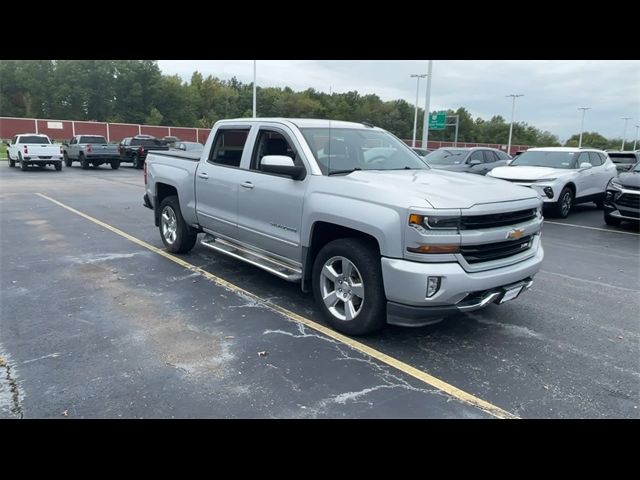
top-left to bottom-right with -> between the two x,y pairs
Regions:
62,135 -> 121,169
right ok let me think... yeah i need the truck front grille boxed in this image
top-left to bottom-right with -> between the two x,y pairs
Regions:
461,236 -> 533,264
461,209 -> 536,229
616,193 -> 640,209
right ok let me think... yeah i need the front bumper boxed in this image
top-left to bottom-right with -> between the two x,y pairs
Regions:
604,188 -> 639,220
381,241 -> 543,326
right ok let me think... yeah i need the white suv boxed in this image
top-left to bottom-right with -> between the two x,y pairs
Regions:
488,147 -> 617,218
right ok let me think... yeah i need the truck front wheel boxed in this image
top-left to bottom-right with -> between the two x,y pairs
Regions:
159,196 -> 197,254
312,238 -> 386,335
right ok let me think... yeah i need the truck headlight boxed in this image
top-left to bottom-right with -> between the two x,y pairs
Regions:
409,214 -> 460,230
609,179 -> 623,190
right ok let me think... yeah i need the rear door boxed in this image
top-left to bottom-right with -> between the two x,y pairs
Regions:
195,126 -> 253,239
588,151 -> 612,194
236,124 -> 308,262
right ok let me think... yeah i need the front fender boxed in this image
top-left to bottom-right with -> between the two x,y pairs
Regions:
302,191 -> 404,258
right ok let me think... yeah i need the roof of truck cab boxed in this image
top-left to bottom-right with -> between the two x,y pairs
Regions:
216,118 -> 379,129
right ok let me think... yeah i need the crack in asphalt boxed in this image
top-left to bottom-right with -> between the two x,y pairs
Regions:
0,356 -> 23,419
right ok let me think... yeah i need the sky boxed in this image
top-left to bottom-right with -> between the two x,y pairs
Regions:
158,60 -> 640,143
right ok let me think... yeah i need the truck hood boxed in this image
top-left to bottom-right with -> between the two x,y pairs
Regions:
344,169 -> 538,209
490,166 -> 570,180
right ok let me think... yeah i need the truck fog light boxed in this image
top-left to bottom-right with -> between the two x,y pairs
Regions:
543,187 -> 554,199
426,277 -> 441,298
605,191 -> 614,202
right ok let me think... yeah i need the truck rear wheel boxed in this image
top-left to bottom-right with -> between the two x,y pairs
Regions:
80,154 -> 89,170
54,161 -> 62,171
63,152 -> 72,167
312,238 -> 387,336
132,154 -> 141,169
20,160 -> 28,171
110,160 -> 120,170
9,158 -> 15,167
159,195 -> 197,254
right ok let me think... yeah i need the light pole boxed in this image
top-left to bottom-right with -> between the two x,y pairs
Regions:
506,94 -> 524,155
634,124 -> 639,150
577,107 -> 591,148
410,73 -> 427,147
621,117 -> 632,150
421,61 -> 433,149
253,60 -> 257,118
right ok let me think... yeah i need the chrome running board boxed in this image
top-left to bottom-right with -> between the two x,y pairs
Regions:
200,235 -> 302,282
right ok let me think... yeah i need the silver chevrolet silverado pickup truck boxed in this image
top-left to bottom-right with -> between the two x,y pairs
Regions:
144,118 -> 544,335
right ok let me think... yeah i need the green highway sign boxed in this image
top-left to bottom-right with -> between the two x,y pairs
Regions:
429,111 -> 446,130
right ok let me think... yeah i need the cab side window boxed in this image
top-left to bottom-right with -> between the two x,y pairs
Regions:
250,129 -> 299,171
208,128 -> 250,168
576,152 -> 591,167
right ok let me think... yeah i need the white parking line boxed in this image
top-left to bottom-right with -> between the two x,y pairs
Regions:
545,221 -> 640,236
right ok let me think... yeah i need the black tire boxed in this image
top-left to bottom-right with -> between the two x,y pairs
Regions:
80,154 -> 89,170
158,195 -> 198,254
110,160 -> 120,170
54,161 -> 62,171
552,186 -> 573,218
604,212 -> 621,226
132,154 -> 141,169
63,152 -> 72,167
20,160 -> 27,171
9,158 -> 15,167
312,237 -> 386,336
594,198 -> 604,209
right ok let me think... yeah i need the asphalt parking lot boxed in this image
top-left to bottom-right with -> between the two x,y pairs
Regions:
1,163 -> 638,419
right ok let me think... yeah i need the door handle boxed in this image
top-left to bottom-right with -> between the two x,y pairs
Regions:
198,172 -> 209,179
241,181 -> 254,189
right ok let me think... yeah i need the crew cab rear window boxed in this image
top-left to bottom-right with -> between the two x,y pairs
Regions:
79,136 -> 107,144
131,138 -> 164,147
19,135 -> 51,144
208,129 -> 250,168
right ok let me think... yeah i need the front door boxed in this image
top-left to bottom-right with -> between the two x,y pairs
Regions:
236,126 -> 308,263
195,127 -> 252,239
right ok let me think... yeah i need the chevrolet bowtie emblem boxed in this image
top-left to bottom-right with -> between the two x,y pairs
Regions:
507,228 -> 525,240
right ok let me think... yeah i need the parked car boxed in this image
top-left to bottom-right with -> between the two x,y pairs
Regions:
118,135 -> 169,169
62,135 -> 121,169
603,161 -> 640,226
424,147 -> 510,175
606,151 -> 640,173
172,141 -> 204,152
162,135 -> 180,147
143,118 -> 543,335
488,147 -> 617,218
6,133 -> 63,171
411,147 -> 433,157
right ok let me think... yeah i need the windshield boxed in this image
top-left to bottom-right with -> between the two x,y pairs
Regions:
633,162 -> 640,173
19,135 -> 50,144
510,151 -> 577,169
300,128 -> 428,174
424,149 -> 468,165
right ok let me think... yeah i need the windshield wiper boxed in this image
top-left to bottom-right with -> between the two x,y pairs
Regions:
327,168 -> 361,176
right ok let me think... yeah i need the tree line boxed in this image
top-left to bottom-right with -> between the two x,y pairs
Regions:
0,60 -> 627,148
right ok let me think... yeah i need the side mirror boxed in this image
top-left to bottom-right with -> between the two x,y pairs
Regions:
261,155 -> 305,180
62,142 -> 68,147
469,159 -> 482,166
506,159 -> 513,165
579,162 -> 592,170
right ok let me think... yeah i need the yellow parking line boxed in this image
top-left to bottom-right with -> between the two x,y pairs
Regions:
36,192 -> 519,419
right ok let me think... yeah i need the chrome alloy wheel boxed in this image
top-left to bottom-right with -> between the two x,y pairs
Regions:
561,190 -> 572,216
161,206 -> 178,245
320,256 -> 365,321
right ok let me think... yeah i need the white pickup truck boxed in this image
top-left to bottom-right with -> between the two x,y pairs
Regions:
6,133 -> 63,171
